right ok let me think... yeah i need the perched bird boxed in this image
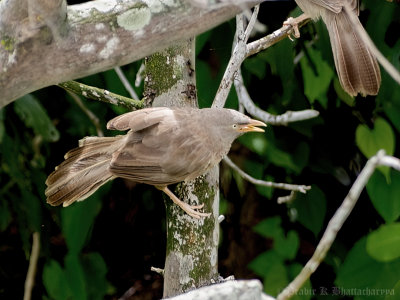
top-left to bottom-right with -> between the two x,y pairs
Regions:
45,107 -> 266,218
288,0 -> 381,96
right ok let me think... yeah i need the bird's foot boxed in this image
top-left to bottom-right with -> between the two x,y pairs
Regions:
159,186 -> 211,219
176,201 -> 211,219
283,17 -> 301,40
283,14 -> 309,40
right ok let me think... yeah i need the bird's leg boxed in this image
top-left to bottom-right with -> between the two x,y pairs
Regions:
157,186 -> 211,219
283,13 -> 309,39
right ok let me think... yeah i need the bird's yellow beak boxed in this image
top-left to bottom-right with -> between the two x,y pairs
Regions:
237,119 -> 267,133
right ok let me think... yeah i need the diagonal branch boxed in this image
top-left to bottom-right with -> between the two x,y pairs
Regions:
58,81 -> 144,110
277,150 -> 400,300
0,0 -> 263,107
212,11 -> 309,109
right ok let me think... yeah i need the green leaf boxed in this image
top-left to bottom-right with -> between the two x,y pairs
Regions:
260,38 -> 296,104
384,100 -> 400,134
299,46 -> 334,108
366,170 -> 400,223
43,260 -> 72,300
366,223 -> 400,262
387,280 -> 400,300
14,94 -> 60,142
61,194 -> 102,254
336,237 -> 400,293
275,230 -> 300,260
356,118 -> 395,179
263,260 -> 289,296
248,250 -> 282,278
253,216 -> 283,240
82,252 -> 109,299
267,145 -> 301,174
65,253 -> 87,300
291,185 -> 326,237
333,77 -> 355,107
356,118 -> 395,158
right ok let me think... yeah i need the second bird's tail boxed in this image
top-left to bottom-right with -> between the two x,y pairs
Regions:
324,10 -> 381,96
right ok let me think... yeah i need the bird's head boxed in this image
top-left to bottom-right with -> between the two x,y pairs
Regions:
205,108 -> 267,141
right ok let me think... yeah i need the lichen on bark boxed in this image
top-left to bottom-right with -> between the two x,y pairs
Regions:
144,38 -> 219,298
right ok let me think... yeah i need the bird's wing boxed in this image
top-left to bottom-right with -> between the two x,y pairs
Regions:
109,108 -> 217,185
107,107 -> 174,132
109,129 -> 172,185
143,110 -> 219,180
304,0 -> 358,14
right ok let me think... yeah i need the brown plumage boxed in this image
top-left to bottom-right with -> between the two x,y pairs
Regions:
45,107 -> 266,218
293,0 -> 381,96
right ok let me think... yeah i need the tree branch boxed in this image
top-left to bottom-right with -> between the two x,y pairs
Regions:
234,69 -> 319,125
223,156 -> 311,194
277,150 -> 400,300
212,12 -> 310,109
58,81 -> 144,110
0,0 -> 262,107
114,66 -> 140,100
23,232 -> 40,300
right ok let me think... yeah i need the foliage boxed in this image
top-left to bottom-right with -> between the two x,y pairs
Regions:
0,0 -> 399,299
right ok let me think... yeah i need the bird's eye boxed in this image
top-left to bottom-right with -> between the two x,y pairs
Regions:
232,124 -> 238,129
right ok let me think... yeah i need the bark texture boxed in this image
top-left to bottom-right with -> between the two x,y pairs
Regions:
144,39 -> 219,298
0,0 -> 261,107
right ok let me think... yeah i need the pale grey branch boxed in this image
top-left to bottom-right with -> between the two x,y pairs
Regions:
0,0 -> 262,107
277,150 -> 400,300
23,232 -> 40,300
234,69 -> 319,125
114,66 -> 140,100
224,156 -> 311,193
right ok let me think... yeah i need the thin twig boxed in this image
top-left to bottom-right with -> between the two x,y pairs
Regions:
277,191 -> 296,204
58,81 -> 144,111
114,67 -> 140,100
277,150 -> 400,300
23,232 -> 40,300
68,92 -> 104,137
151,266 -> 165,276
212,12 -> 310,109
243,5 -> 260,43
343,3 -> 400,87
223,156 -> 311,194
246,15 -> 310,58
135,62 -> 146,87
212,8 -> 258,108
234,69 -> 319,125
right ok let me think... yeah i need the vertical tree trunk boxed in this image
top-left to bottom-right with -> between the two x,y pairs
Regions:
144,39 -> 220,298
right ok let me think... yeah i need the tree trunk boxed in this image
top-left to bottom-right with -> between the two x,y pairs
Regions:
144,38 -> 220,298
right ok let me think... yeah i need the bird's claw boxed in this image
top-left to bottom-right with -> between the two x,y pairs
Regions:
181,202 -> 211,219
283,17 -> 301,40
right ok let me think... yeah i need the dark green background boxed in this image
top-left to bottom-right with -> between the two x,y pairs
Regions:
1,1 -> 400,299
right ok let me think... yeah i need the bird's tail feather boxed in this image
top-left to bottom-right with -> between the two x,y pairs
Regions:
324,11 -> 381,96
45,136 -> 124,207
